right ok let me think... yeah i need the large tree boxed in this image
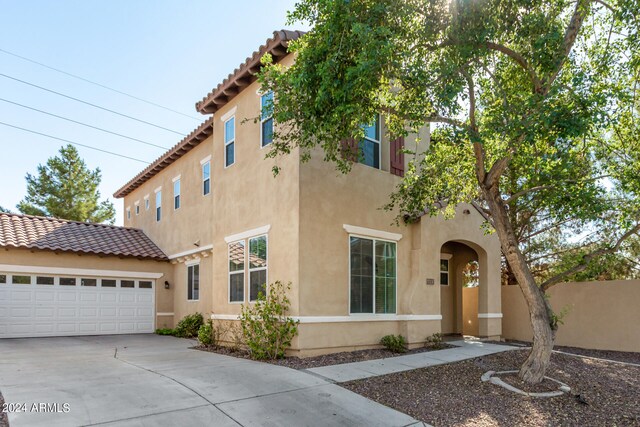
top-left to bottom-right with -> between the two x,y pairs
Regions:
260,0 -> 640,383
17,144 -> 115,224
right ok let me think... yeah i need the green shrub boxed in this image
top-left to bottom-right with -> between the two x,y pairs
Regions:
380,334 -> 407,353
198,319 -> 220,346
174,312 -> 204,338
239,281 -> 299,360
155,328 -> 175,336
425,332 -> 445,349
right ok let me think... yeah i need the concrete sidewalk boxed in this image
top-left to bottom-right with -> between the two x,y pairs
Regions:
306,340 -> 517,383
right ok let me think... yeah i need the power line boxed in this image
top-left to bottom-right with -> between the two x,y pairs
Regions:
0,97 -> 169,150
0,73 -> 185,136
0,121 -> 149,164
0,47 -> 201,121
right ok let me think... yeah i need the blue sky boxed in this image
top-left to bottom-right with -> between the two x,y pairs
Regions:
0,0 -> 308,224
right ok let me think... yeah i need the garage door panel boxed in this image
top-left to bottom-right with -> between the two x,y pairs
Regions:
0,275 -> 155,338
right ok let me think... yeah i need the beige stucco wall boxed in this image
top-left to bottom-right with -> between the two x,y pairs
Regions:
502,280 -> 640,352
462,286 -> 479,336
0,248 -> 174,329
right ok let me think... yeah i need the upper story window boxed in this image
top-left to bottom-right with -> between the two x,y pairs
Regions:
145,196 -> 150,211
135,202 -> 140,216
261,92 -> 274,147
359,114 -> 380,169
187,263 -> 200,301
126,207 -> 131,221
202,161 -> 211,195
173,177 -> 181,210
350,236 -> 396,314
225,117 -> 235,167
155,190 -> 162,222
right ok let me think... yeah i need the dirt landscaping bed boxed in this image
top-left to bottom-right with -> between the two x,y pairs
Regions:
341,349 -> 640,427
195,343 -> 456,369
494,340 -> 640,365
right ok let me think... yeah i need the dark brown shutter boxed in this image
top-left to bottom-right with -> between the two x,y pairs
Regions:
390,136 -> 405,177
340,138 -> 358,162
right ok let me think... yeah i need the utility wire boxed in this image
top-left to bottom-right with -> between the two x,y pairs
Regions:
0,97 -> 169,150
0,73 -> 185,136
0,121 -> 149,164
0,47 -> 201,121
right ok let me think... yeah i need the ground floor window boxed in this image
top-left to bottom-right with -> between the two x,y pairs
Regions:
229,240 -> 245,302
440,258 -> 450,286
187,264 -> 199,300
350,236 -> 396,314
228,234 -> 268,303
249,235 -> 267,301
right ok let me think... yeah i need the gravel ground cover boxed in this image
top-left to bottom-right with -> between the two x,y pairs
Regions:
494,340 -> 640,365
196,343 -> 456,369
341,349 -> 640,427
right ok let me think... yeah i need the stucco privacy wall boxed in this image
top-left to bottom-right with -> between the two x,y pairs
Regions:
502,280 -> 640,352
0,248 -> 174,328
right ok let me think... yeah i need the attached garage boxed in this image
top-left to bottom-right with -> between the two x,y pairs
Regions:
0,213 -> 171,338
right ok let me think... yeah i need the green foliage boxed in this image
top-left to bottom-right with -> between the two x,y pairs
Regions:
155,328 -> 175,336
239,281 -> 299,360
198,319 -> 218,346
380,334 -> 407,353
425,333 -> 446,350
17,144 -> 115,223
0,206 -> 10,213
174,312 -> 204,338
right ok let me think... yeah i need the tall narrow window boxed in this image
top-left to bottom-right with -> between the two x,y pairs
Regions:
440,259 -> 450,286
350,236 -> 396,314
224,117 -> 235,167
202,161 -> 211,195
261,92 -> 274,147
145,196 -> 150,211
135,202 -> 140,216
126,207 -> 131,221
229,240 -> 245,302
173,178 -> 181,210
188,264 -> 200,301
249,235 -> 267,301
359,115 -> 380,169
155,190 -> 162,222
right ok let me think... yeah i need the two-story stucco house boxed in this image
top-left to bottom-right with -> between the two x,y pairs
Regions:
113,30 -> 503,356
0,30 -> 502,354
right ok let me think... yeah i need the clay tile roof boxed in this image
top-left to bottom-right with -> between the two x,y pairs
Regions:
0,213 -> 168,261
195,29 -> 306,115
113,117 -> 214,198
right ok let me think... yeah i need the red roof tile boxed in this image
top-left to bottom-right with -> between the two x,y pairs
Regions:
0,213 -> 168,261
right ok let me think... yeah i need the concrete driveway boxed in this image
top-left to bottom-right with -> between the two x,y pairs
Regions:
0,335 -> 421,426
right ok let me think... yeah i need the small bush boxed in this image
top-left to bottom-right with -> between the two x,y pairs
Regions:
174,312 -> 204,338
198,319 -> 217,346
425,332 -> 445,349
155,328 -> 175,336
380,334 -> 407,353
240,281 -> 299,360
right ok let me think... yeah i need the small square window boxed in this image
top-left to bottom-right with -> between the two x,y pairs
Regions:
0,274 -> 6,284
139,281 -> 153,289
202,161 -> 211,196
81,278 -> 97,287
36,276 -> 54,285
101,279 -> 116,287
60,277 -> 76,286
12,275 -> 31,284
121,280 -> 135,288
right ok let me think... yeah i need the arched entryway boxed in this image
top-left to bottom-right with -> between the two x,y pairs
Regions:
439,241 -> 483,337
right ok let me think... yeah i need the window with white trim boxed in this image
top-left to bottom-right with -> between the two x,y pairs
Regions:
126,207 -> 131,221
202,161 -> 211,195
350,236 -> 396,314
187,264 -> 200,301
228,240 -> 245,302
224,117 -> 235,167
440,259 -> 450,286
249,235 -> 267,301
155,191 -> 162,222
135,202 -> 140,216
359,114 -> 381,169
0,274 -> 5,284
145,196 -> 150,211
173,178 -> 181,210
260,92 -> 274,147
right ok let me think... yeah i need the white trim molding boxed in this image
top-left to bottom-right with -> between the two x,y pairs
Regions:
219,106 -> 237,122
478,313 -> 503,319
200,155 -> 212,165
157,312 -> 175,316
342,224 -> 403,242
211,314 -> 441,323
224,225 -> 271,243
154,186 -> 162,193
0,264 -> 164,279
440,253 -> 453,260
168,244 -> 213,264
172,174 -> 181,183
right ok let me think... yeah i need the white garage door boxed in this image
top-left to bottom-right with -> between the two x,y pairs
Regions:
0,272 -> 155,338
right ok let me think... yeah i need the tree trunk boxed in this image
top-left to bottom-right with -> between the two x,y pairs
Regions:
482,184 -> 556,384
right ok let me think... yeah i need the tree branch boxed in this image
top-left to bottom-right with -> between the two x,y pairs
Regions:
483,42 -> 544,92
540,223 -> 640,291
504,185 -> 554,204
